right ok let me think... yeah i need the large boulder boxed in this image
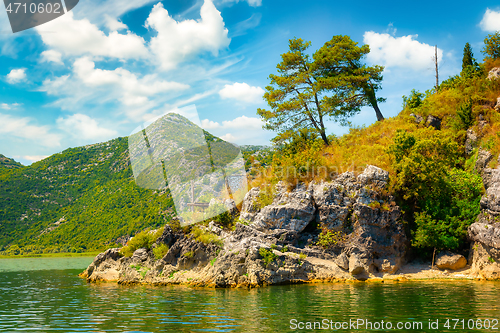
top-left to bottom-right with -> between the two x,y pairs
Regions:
475,149 -> 493,172
435,251 -> 467,270
251,182 -> 316,232
479,167 -> 500,217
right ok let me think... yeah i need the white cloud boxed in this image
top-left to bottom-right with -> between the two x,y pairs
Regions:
104,15 -> 128,31
36,11 -> 148,60
73,57 -> 189,107
219,82 -> 264,103
363,31 -> 442,70
220,133 -> 236,141
146,0 -> 231,70
22,155 -> 49,163
6,68 -> 27,84
480,8 -> 500,32
0,113 -> 61,147
57,113 -> 118,140
41,50 -> 63,64
1,102 -> 21,110
219,0 -> 262,7
201,115 -> 263,129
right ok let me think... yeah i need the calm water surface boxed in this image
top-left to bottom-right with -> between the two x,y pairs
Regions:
1,257 -> 500,332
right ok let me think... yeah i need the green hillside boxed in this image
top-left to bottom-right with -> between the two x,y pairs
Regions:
0,137 -> 175,255
0,154 -> 23,171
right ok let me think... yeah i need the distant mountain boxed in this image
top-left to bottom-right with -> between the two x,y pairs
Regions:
0,113 -> 244,255
0,154 -> 23,171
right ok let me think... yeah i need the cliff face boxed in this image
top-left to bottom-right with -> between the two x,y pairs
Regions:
468,155 -> 500,279
81,165 -> 409,286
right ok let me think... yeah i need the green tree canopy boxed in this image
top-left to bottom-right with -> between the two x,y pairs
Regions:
482,31 -> 500,60
257,36 -> 385,146
462,42 -> 475,71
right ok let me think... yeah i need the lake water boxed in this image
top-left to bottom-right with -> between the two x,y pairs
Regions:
1,257 -> 500,332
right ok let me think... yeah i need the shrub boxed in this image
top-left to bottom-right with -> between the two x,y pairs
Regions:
259,247 -> 277,266
316,230 -> 346,248
402,89 -> 425,110
189,226 -> 223,247
153,243 -> 169,260
120,227 -> 163,257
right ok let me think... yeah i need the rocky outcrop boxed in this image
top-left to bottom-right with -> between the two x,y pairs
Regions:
409,113 -> 423,124
426,115 -> 442,130
468,154 -> 500,279
475,149 -> 493,172
250,182 -> 316,232
435,251 -> 467,270
82,165 -> 408,286
465,129 -> 478,155
488,67 -> 500,81
495,97 -> 500,111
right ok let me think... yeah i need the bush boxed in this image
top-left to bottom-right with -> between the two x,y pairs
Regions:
402,89 -> 425,110
120,227 -> 163,257
189,226 -> 223,247
153,243 -> 169,260
259,247 -> 277,266
316,230 -> 346,248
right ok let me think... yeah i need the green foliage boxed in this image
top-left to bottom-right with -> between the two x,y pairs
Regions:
130,264 -> 150,278
0,137 -> 175,253
120,228 -> 163,257
257,35 -> 385,145
482,31 -> 500,60
411,168 -> 483,251
316,230 -> 346,248
259,247 -> 278,266
189,226 -> 223,247
153,243 -> 169,260
388,130 -> 460,203
402,89 -> 425,110
183,251 -> 194,258
205,202 -> 233,229
453,99 -> 474,131
281,245 -> 289,253
210,257 -> 217,266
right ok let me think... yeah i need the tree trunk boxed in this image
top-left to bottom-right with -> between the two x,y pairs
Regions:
363,85 -> 385,121
319,130 -> 329,146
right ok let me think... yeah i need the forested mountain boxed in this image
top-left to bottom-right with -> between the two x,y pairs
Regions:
0,154 -> 23,171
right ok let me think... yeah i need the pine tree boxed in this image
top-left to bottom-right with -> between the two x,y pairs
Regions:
462,42 -> 474,71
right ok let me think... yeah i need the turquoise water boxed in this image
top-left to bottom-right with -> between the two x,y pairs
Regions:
1,257 -> 500,332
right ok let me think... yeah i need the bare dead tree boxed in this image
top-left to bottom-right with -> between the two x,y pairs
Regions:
433,45 -> 439,91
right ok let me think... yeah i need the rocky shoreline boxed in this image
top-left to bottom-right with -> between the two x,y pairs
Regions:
81,162 -> 500,287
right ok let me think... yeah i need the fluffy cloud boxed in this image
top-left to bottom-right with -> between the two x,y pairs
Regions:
36,12 -> 148,59
104,15 -> 128,31
201,115 -> 263,129
6,68 -> 27,84
73,57 -> 189,106
480,8 -> 500,32
57,113 -> 118,140
146,0 -> 231,70
0,113 -> 61,147
1,102 -> 21,110
219,82 -> 264,103
363,31 -> 442,70
41,50 -> 63,64
21,155 -> 49,163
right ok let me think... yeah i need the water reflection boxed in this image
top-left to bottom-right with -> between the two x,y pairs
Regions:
1,259 -> 500,332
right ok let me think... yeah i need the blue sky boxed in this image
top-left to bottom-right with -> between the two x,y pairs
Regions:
1,0 -> 500,165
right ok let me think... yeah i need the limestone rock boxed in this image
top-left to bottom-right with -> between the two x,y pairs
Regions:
475,149 -> 493,172
357,165 -> 389,189
240,187 -> 261,221
479,168 -> 500,216
156,224 -> 175,246
426,115 -> 441,130
131,248 -> 149,262
335,252 -> 349,270
435,251 -> 467,270
488,67 -> 500,81
251,183 -> 316,232
495,97 -> 500,111
409,113 -> 423,124
465,129 -> 478,155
